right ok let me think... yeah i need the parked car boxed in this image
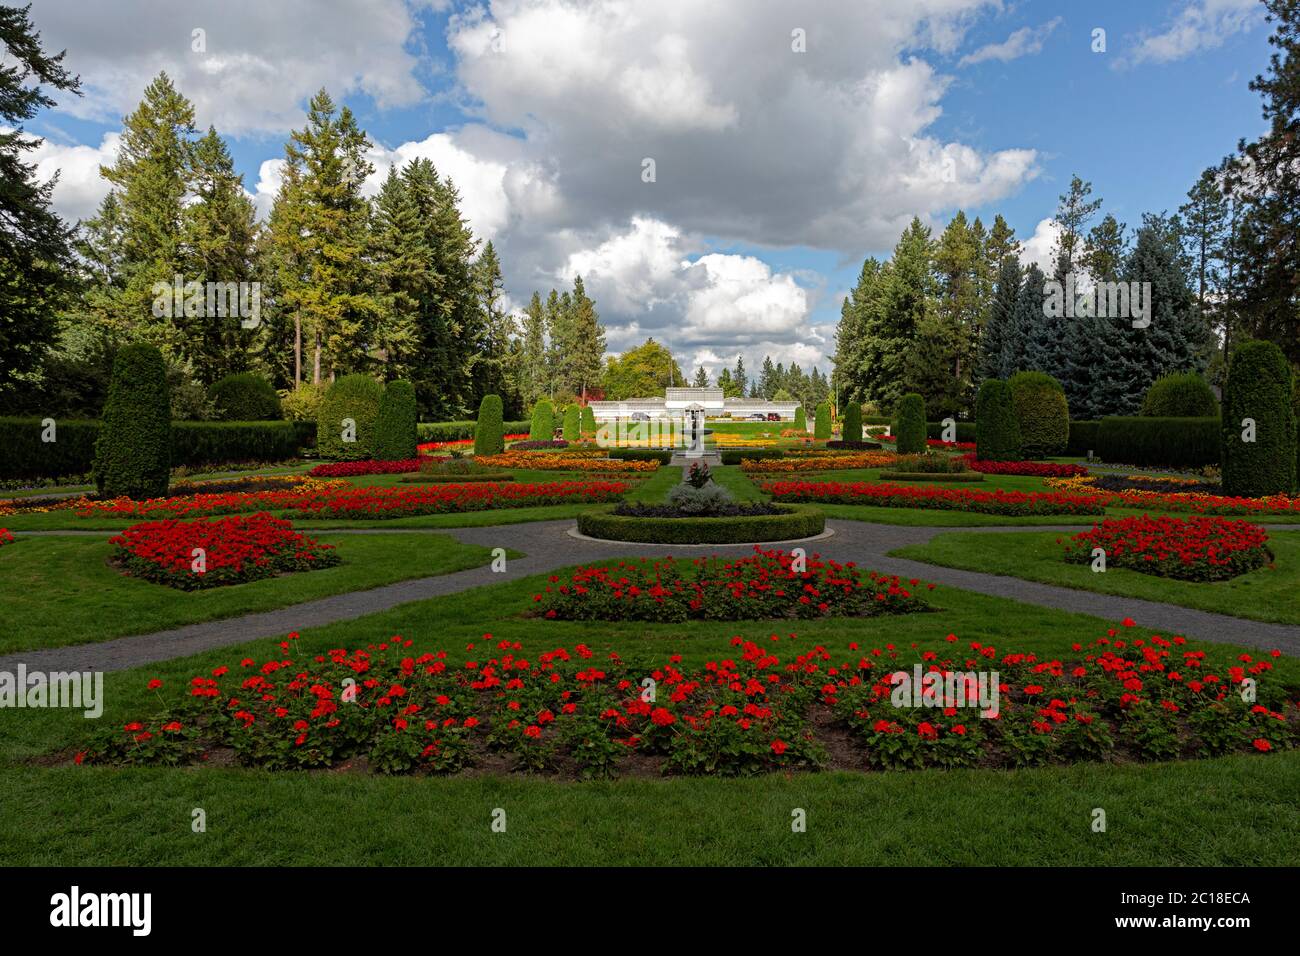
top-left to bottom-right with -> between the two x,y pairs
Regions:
630,411 -> 650,421
766,413 -> 781,421
749,413 -> 766,421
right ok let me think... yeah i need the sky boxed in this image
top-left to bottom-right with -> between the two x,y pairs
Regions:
25,0 -> 1275,381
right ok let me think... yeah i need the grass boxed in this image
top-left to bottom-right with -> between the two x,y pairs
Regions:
2,568 -> 1297,865
0,532 -> 507,653
892,528 -> 1300,626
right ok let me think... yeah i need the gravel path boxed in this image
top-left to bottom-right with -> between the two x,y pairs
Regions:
5,518 -> 1299,674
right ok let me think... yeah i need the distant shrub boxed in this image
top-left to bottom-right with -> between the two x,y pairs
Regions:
316,374 -> 383,460
581,403 -> 597,435
1141,373 -> 1220,418
530,400 -> 555,440
280,383 -> 323,423
208,372 -> 281,421
814,402 -> 831,440
474,393 -> 505,456
841,402 -> 862,442
562,403 -> 581,441
793,405 -> 807,432
1008,371 -> 1069,459
94,343 -> 171,500
1221,339 -> 1296,496
1098,417 -> 1220,468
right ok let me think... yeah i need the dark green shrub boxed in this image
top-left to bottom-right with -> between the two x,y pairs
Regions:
793,406 -> 807,431
316,374 -> 383,460
577,504 -> 824,544
924,421 -> 977,443
1008,371 -> 1069,459
824,440 -> 881,450
975,379 -> 1021,461
208,372 -> 282,421
841,402 -> 862,442
416,420 -> 527,442
1221,340 -> 1297,496
374,380 -> 418,460
892,393 -> 926,454
720,449 -> 785,466
93,343 -> 171,499
813,402 -> 832,440
0,418 -> 100,480
1140,372 -> 1220,418
529,400 -> 555,440
1067,420 -> 1101,458
1097,417 -> 1220,468
474,394 -> 505,456
561,404 -> 580,441
581,404 -> 597,435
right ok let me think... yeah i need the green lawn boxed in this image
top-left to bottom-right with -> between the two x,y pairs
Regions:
2,568 -> 1297,866
0,532 -> 506,653
892,528 -> 1300,626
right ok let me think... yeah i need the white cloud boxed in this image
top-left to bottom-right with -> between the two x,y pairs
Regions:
958,17 -> 1061,66
1020,217 -> 1061,274
29,131 -> 120,222
31,0 -> 429,135
1126,0 -> 1263,66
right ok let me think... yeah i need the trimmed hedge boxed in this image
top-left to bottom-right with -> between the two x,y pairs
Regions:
208,372 -> 282,421
793,406 -> 807,431
474,394 -> 506,456
1096,417 -> 1220,468
317,374 -> 383,461
530,400 -> 555,440
1141,373 -> 1220,418
720,448 -> 786,465
1222,339 -> 1297,496
374,380 -> 418,461
562,403 -> 581,441
608,449 -> 674,464
893,393 -> 926,454
94,343 -> 171,500
878,471 -> 986,482
0,418 -> 310,480
825,440 -> 881,451
1067,420 -> 1101,458
577,504 -> 825,544
924,421 -> 977,443
841,402 -> 862,442
416,419 -> 529,442
1009,371 -> 1069,459
814,402 -> 831,440
581,403 -> 597,435
975,379 -> 1020,461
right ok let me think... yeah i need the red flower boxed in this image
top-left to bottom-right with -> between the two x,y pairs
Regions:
1252,738 -> 1272,752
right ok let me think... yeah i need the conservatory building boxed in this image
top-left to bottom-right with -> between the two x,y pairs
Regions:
587,387 -> 800,424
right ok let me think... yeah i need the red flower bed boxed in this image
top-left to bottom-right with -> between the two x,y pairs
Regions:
532,547 -> 934,621
0,528 -> 13,547
1062,515 -> 1272,581
109,513 -> 341,589
309,459 -> 423,477
80,624 -> 1295,776
960,455 -> 1088,477
763,480 -> 1105,516
878,436 -> 977,451
77,480 -> 631,520
416,433 -> 528,453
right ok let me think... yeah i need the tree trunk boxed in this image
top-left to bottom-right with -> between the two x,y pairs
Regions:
313,331 -> 321,386
294,315 -> 302,386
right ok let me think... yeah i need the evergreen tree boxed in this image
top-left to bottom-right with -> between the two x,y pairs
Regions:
692,366 -> 709,387
759,355 -> 778,399
565,275 -> 606,400
732,355 -> 748,397
519,292 -> 547,407
716,366 -> 738,397
471,241 -> 518,415
1010,263 -> 1049,377
869,218 -> 932,410
831,257 -> 884,403
978,255 -> 1022,381
915,211 -> 979,416
0,4 -> 81,396
1052,174 -> 1103,281
368,165 -> 422,385
1066,214 -> 1128,418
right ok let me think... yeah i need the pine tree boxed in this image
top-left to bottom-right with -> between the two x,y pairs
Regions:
544,289 -> 569,399
1052,174 -> 1103,281
565,275 -> 606,400
831,257 -> 884,403
470,241 -> 518,414
519,292 -> 547,407
1066,214 -> 1127,418
0,5 -> 80,397
917,211 -> 979,416
717,366 -> 737,397
732,355 -> 748,396
978,255 -> 1022,381
1010,263 -> 1049,377
759,356 -> 778,399
180,127 -> 257,384
692,366 -> 709,387
368,165 -> 422,386
871,218 -> 933,410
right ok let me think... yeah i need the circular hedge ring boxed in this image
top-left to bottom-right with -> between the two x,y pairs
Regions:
575,504 -> 826,544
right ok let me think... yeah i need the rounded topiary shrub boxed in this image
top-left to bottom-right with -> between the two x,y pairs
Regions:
793,405 -> 807,432
374,380 -> 418,461
1221,339 -> 1297,497
562,403 -> 581,441
94,343 -> 171,500
893,393 -> 926,454
316,374 -> 384,461
813,402 -> 832,440
1141,372 -> 1220,418
1008,371 -> 1069,459
581,403 -> 597,436
280,383 -> 323,423
474,393 -> 505,456
208,372 -> 282,421
529,400 -> 555,440
841,402 -> 862,442
975,378 -> 1021,461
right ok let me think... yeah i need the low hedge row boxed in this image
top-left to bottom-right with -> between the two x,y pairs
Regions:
720,448 -> 786,465
576,504 -> 825,544
1097,416 -> 1220,468
1067,421 -> 1101,458
924,421 -> 977,443
877,471 -> 986,482
417,420 -> 530,442
607,449 -> 674,464
825,440 -> 882,450
0,418 -> 317,480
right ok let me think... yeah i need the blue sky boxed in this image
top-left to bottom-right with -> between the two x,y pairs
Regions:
29,0 -> 1274,375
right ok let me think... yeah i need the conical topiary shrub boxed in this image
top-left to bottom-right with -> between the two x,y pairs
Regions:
317,374 -> 384,460
529,399 -> 555,440
975,378 -> 1021,462
793,405 -> 807,432
893,393 -> 926,455
373,380 -> 418,460
1222,339 -> 1297,497
813,402 -> 831,439
474,393 -> 505,456
562,403 -> 581,441
841,402 -> 862,442
94,343 -> 172,500
581,403 -> 597,437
